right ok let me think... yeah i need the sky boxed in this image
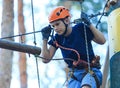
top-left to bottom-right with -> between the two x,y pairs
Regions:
0,0 -> 108,88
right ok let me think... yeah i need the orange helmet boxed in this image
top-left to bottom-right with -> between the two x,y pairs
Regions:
48,6 -> 71,23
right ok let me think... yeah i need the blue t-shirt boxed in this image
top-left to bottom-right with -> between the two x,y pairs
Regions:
48,23 -> 95,68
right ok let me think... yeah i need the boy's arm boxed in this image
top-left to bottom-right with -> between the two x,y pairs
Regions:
42,40 -> 57,63
89,24 -> 106,45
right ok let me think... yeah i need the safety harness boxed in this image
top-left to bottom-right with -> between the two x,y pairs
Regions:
69,59 -> 101,88
52,38 -> 101,88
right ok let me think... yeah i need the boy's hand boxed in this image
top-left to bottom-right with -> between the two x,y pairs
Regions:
81,12 -> 91,26
41,25 -> 52,40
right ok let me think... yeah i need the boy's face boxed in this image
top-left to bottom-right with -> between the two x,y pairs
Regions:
50,20 -> 66,35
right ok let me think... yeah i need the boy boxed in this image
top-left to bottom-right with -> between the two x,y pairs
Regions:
41,6 -> 106,88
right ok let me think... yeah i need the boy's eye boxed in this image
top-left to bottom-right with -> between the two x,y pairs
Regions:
55,23 -> 59,26
51,22 -> 60,28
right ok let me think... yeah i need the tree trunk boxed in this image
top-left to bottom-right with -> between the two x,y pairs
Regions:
0,0 -> 14,88
18,0 -> 27,88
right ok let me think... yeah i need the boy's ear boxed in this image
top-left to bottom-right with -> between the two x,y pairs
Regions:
64,17 -> 71,24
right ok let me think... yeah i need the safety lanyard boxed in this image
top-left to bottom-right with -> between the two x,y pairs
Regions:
83,24 -> 91,72
80,0 -> 91,72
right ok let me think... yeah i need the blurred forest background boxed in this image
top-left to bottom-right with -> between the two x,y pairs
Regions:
0,0 -> 108,88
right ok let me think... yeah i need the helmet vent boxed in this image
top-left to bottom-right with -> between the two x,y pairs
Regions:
56,9 -> 63,16
56,12 -> 60,16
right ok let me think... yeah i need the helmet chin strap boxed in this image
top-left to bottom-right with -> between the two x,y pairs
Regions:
61,20 -> 68,36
